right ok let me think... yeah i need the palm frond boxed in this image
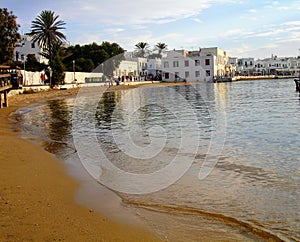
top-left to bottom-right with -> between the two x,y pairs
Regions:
30,10 -> 66,55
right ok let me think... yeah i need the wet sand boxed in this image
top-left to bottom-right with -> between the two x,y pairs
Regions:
0,86 -> 162,241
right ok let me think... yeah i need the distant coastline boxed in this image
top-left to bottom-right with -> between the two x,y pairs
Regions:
213,75 -> 297,83
233,75 -> 297,81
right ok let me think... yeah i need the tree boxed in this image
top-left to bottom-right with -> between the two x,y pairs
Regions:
101,41 -> 124,57
148,53 -> 162,59
75,58 -> 94,72
63,42 -> 125,74
98,42 -> 124,76
0,8 -> 21,64
50,54 -> 65,85
30,10 -> 66,86
48,43 -> 65,85
134,42 -> 149,58
30,10 -> 66,62
155,42 -> 167,57
25,54 -> 46,72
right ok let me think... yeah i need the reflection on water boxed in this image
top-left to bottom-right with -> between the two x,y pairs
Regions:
17,98 -> 75,158
96,91 -> 120,125
46,99 -> 72,155
94,87 -> 210,175
17,80 -> 300,241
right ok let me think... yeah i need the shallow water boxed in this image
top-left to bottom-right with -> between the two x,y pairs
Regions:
16,79 -> 300,241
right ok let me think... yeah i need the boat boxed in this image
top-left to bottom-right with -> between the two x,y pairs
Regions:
294,78 -> 300,91
213,76 -> 232,83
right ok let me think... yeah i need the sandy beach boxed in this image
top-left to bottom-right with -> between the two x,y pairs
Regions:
0,86 -> 163,241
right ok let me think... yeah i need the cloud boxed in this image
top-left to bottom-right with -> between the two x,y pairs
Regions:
249,21 -> 300,39
227,44 -> 253,57
227,34 -> 300,59
276,6 -> 290,10
213,0 -> 245,3
58,0 -> 212,26
282,21 -> 300,26
73,33 -> 105,45
254,28 -> 285,37
271,1 -> 280,5
222,28 -> 254,37
248,9 -> 257,13
117,31 -> 183,51
131,25 -> 147,30
104,28 -> 125,34
8,0 -> 300,59
192,18 -> 203,24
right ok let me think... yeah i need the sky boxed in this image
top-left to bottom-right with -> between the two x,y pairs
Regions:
2,0 -> 300,59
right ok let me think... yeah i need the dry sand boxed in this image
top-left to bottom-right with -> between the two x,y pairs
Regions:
0,85 -> 166,241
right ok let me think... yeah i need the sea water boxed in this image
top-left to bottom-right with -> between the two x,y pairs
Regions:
16,79 -> 300,241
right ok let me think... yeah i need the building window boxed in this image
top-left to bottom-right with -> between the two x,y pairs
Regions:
205,59 -> 210,65
164,61 -> 169,68
195,71 -> 200,77
164,72 -> 170,79
185,60 -> 189,67
195,60 -> 200,66
31,42 -> 35,48
185,71 -> 189,78
173,61 -> 179,67
206,70 -> 211,76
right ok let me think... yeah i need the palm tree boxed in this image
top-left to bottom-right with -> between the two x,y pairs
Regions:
135,42 -> 149,57
156,42 -> 167,56
30,10 -> 66,61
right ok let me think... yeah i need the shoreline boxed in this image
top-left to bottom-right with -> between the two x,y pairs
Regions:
0,87 -> 161,241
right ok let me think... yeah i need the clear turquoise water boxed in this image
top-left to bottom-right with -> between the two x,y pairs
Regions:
17,79 -> 300,241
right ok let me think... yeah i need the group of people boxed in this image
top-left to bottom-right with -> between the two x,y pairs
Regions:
105,75 -> 147,87
104,76 -> 121,87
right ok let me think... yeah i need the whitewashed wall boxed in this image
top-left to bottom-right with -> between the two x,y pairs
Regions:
22,71 -> 103,85
23,71 -> 44,85
115,60 -> 138,77
64,72 -> 103,83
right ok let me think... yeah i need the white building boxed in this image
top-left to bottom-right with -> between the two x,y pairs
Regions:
254,55 -> 298,75
237,58 -> 255,75
136,57 -> 148,77
229,57 -> 238,76
192,47 -> 229,77
124,52 -> 147,78
287,57 -> 300,74
147,58 -> 162,78
114,60 -> 138,80
14,34 -> 48,64
159,47 -> 229,82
